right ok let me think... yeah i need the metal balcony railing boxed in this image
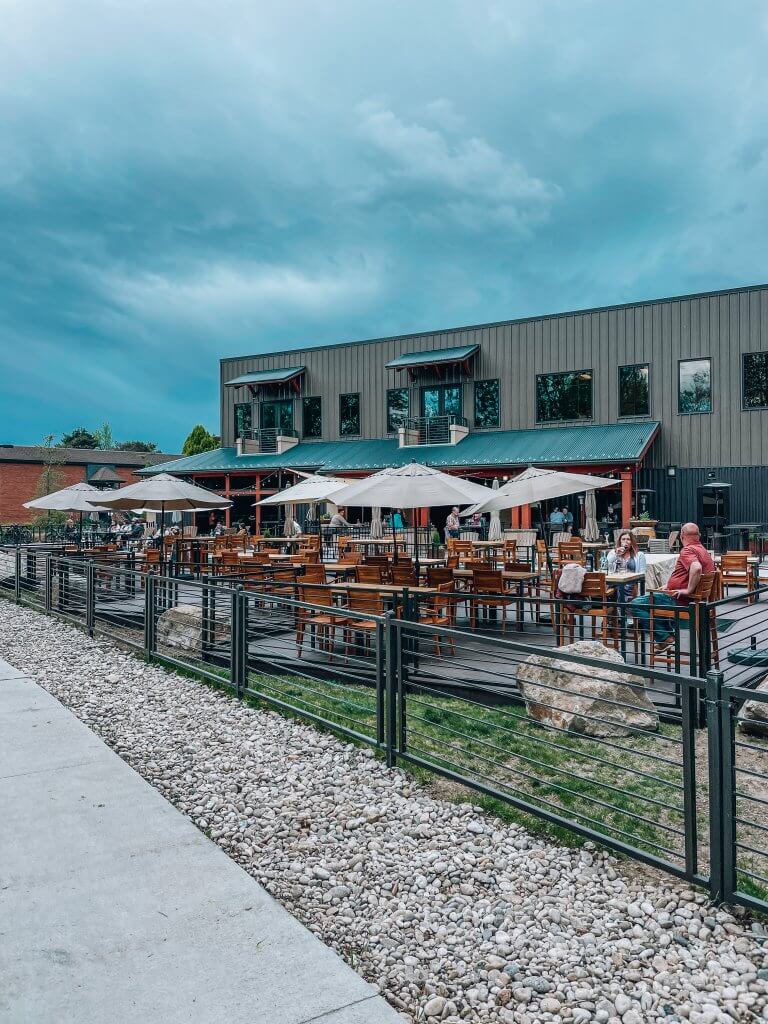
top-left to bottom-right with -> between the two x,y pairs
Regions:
239,428 -> 297,453
404,414 -> 467,445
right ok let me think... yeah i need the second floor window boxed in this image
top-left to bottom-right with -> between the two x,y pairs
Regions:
260,398 -> 294,433
302,396 -> 322,438
387,388 -> 409,432
474,379 -> 500,428
743,352 -> 768,409
678,358 -> 712,414
536,370 -> 593,423
618,364 -> 650,417
339,392 -> 361,436
421,384 -> 462,419
234,402 -> 252,438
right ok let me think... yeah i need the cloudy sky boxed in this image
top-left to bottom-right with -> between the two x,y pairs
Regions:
2,1 -> 767,452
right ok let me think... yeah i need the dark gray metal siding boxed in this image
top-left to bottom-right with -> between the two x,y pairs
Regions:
638,466 -> 768,526
220,284 -> 768,468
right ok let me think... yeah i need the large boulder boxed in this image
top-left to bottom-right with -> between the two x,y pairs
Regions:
738,675 -> 768,737
156,603 -> 228,653
516,640 -> 659,737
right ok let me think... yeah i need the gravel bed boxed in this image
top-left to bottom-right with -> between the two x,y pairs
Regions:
2,601 -> 768,1024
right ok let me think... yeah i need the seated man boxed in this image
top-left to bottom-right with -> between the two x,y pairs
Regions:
630,522 -> 715,651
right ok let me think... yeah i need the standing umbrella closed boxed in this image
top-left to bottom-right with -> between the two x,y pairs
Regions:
583,489 -> 600,542
487,478 -> 502,542
25,482 -> 112,551
90,473 -> 231,567
370,507 -> 383,539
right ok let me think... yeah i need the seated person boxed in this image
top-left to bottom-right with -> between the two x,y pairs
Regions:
604,530 -> 647,603
329,508 -> 351,529
629,522 -> 714,651
549,508 -> 565,527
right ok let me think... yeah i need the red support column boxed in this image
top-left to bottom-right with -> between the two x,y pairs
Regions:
224,474 -> 231,528
620,471 -> 633,529
254,473 -> 262,535
511,506 -> 521,529
521,504 -> 532,529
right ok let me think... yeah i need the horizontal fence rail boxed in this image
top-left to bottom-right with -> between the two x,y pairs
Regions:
4,546 -> 768,912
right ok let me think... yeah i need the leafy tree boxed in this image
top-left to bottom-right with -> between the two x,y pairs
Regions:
114,440 -> 158,452
29,434 -> 67,526
182,425 -> 219,456
94,421 -> 114,450
59,427 -> 99,449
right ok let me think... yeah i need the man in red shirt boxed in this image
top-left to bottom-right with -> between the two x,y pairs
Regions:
630,522 -> 715,650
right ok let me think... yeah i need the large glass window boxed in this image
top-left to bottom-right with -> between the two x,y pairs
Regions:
474,379 -> 500,428
743,352 -> 768,409
535,370 -> 593,422
234,402 -> 252,438
618,364 -> 650,417
339,393 -> 361,436
421,384 -> 462,419
678,358 -> 712,414
302,396 -> 322,438
386,388 -> 410,432
260,399 -> 294,433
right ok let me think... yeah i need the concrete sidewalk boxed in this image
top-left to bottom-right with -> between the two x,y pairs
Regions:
0,658 -> 401,1024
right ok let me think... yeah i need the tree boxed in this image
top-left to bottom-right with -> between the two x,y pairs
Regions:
29,434 -> 68,526
59,427 -> 99,449
114,440 -> 158,452
94,421 -> 114,450
182,425 -> 219,456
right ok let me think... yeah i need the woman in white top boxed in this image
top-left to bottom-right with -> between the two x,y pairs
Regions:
604,530 -> 647,603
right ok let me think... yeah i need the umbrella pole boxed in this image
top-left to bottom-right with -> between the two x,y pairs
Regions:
535,503 -> 553,578
413,512 -> 420,578
391,513 -> 398,565
160,501 -> 165,572
78,510 -> 83,553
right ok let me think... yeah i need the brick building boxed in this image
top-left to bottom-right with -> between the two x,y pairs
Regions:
0,446 -> 179,523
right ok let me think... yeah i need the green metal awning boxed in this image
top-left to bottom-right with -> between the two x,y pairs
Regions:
142,421 -> 659,477
224,367 -> 305,387
385,344 -> 479,371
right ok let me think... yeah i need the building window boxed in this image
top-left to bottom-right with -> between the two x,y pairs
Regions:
535,370 -> 593,423
678,358 -> 712,414
743,352 -> 768,409
421,384 -> 462,419
260,399 -> 294,433
234,402 -> 252,438
302,396 -> 322,438
474,379 -> 500,428
339,392 -> 361,436
387,388 -> 409,432
618,364 -> 650,417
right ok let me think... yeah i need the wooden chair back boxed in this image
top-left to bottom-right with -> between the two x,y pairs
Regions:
558,540 -> 584,563
390,564 -> 418,586
355,564 -> 384,584
427,566 -> 454,586
502,539 -> 517,560
504,560 -> 533,574
301,565 -> 327,584
365,554 -> 391,567
721,551 -> 749,574
346,588 -> 385,617
471,568 -> 503,593
299,583 -> 333,608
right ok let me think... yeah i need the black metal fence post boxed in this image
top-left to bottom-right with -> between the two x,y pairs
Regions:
14,547 -> 21,603
44,554 -> 52,613
85,562 -> 95,636
385,614 -> 398,767
706,669 -> 728,902
144,575 -> 156,658
230,586 -> 247,699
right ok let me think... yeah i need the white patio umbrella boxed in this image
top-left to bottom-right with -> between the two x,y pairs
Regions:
463,466 -> 614,514
583,489 -> 600,542
331,463 -> 492,571
90,473 -> 231,564
487,478 -> 502,542
24,482 -> 112,550
256,475 -> 351,542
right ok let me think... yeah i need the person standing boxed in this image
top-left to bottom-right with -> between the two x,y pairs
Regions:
630,522 -> 714,651
445,506 -> 461,541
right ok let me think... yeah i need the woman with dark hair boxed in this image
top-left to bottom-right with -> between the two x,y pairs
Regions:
604,530 -> 646,603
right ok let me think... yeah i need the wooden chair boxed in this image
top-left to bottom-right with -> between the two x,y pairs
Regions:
427,566 -> 454,587
502,539 -> 517,563
469,568 -> 512,631
419,583 -> 456,656
720,552 -> 754,602
365,554 -> 392,567
558,539 -> 585,565
355,564 -> 384,584
296,584 -> 346,660
342,589 -> 385,658
450,539 -> 474,566
648,572 -> 720,669
301,564 -> 327,584
338,548 -> 363,565
390,564 -> 418,586
556,571 -> 616,646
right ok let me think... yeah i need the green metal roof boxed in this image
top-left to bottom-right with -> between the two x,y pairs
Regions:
385,344 -> 479,370
224,367 -> 305,387
143,422 -> 659,476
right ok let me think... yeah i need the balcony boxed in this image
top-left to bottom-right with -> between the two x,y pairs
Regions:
236,428 -> 299,456
398,415 -> 469,448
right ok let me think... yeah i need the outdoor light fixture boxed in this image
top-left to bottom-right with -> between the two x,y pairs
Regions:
667,465 -> 676,477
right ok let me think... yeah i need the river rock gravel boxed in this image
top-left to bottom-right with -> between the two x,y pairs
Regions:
2,601 -> 768,1023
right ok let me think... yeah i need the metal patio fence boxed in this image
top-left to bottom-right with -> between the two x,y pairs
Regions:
2,548 -> 768,912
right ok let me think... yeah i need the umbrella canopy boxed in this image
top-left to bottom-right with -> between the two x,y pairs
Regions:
583,489 -> 600,542
24,482 -> 113,513
90,472 -> 231,511
330,462 -> 491,509
487,478 -> 502,542
255,474 -> 349,506
463,466 -> 614,514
